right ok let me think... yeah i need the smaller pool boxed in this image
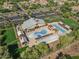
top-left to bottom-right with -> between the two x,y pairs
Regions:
52,24 -> 66,33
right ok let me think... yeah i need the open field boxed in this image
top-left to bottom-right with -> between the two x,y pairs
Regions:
4,27 -> 17,45
62,18 -> 79,29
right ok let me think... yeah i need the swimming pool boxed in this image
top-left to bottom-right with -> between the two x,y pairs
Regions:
34,29 -> 47,38
52,24 -> 66,33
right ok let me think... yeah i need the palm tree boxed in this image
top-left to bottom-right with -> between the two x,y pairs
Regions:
74,29 -> 79,40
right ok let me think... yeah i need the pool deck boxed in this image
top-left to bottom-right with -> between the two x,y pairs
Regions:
25,22 -> 71,44
50,22 -> 72,35
26,26 -> 52,39
37,34 -> 59,44
16,21 -> 72,47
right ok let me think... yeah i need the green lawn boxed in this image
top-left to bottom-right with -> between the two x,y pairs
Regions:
72,56 -> 79,59
62,18 -> 79,29
64,56 -> 79,59
4,28 -> 17,45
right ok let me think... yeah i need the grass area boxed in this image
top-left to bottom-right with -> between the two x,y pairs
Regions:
72,56 -> 79,59
3,27 -> 19,59
4,28 -> 17,45
62,18 -> 79,29
0,8 -> 12,13
57,35 -> 74,49
66,56 -> 79,59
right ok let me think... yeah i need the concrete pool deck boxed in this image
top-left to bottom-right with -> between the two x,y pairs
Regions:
16,19 -> 72,47
50,22 -> 72,36
26,26 -> 52,39
37,34 -> 59,44
25,22 -> 71,45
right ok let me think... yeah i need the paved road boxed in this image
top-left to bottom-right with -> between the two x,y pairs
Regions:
31,10 -> 60,19
16,3 -> 31,19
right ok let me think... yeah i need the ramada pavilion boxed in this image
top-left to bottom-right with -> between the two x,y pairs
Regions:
16,18 -> 71,47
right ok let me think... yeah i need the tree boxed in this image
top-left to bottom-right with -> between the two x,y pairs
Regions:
29,4 -> 41,10
0,0 -> 5,5
21,47 -> 39,59
0,35 -> 4,46
56,52 -> 72,59
60,5 -> 72,13
59,35 -> 74,47
47,0 -> 56,10
21,43 -> 49,59
0,46 -> 12,59
76,12 -> 79,17
73,0 -> 79,4
35,42 -> 49,56
73,29 -> 79,40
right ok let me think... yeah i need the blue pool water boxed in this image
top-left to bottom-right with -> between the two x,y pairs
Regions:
52,24 -> 66,33
34,29 -> 47,38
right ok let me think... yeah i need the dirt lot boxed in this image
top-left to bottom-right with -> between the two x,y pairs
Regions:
41,40 -> 79,59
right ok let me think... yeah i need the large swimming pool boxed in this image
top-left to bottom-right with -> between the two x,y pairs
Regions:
52,24 -> 66,33
34,29 -> 47,38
